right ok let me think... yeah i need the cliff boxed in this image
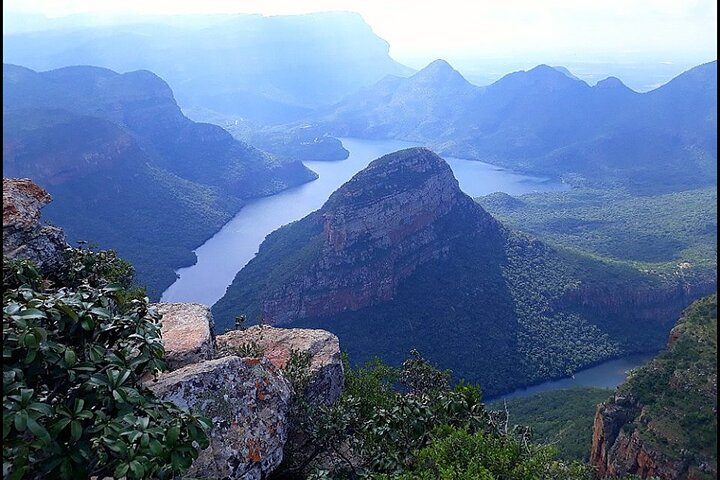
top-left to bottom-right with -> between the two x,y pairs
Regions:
590,294 -> 717,479
3,178 -> 67,269
213,148 -> 710,396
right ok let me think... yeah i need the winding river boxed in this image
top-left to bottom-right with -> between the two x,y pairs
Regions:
160,137 -> 567,306
160,136 -> 651,396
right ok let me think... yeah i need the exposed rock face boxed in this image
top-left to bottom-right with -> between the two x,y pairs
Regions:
217,326 -> 344,405
590,295 -> 718,479
154,303 -> 215,370
2,178 -> 67,269
257,147 -> 497,325
149,356 -> 292,480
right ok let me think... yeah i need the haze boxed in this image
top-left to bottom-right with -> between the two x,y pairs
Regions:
4,0 -> 716,90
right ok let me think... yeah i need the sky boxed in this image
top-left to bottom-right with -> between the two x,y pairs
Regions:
3,0 -> 717,89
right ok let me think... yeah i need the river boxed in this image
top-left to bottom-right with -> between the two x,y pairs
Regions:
160,137 -> 567,306
488,352 -> 657,402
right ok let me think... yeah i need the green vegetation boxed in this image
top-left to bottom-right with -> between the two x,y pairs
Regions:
479,187 -> 717,271
488,387 -> 613,461
272,350 -> 592,479
2,249 -> 211,479
618,294 -> 717,469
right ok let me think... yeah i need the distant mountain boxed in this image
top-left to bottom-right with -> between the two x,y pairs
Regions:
591,294 -> 717,479
2,12 -> 414,123
314,59 -> 717,193
2,63 -> 317,297
212,148 -> 714,396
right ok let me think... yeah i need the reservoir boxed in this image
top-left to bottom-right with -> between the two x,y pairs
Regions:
161,137 -> 567,306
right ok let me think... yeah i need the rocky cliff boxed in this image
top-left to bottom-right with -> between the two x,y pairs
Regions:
590,294 -> 717,479
3,178 -> 67,270
213,147 -> 710,396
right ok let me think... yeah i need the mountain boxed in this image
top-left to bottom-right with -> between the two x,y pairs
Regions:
211,148 -> 714,396
314,59 -> 717,193
2,63 -> 317,297
591,294 -> 717,479
2,12 -> 414,124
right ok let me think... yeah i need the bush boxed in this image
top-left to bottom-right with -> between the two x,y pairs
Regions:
2,250 -> 211,479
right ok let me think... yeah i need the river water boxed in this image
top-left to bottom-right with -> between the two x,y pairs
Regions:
160,137 -> 567,306
160,136 -> 651,397
488,352 -> 657,402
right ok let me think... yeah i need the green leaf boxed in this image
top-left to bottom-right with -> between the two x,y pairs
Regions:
167,425 -> 180,445
90,307 -> 111,318
70,420 -> 82,443
26,417 -> 50,444
17,309 -> 46,320
114,463 -> 129,478
14,410 -> 28,432
64,349 -> 77,367
79,317 -> 95,331
129,460 -> 144,478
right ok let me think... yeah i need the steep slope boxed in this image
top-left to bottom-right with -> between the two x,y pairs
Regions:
2,12 -> 413,123
590,294 -> 717,479
315,60 -> 717,193
212,148 -> 714,396
2,64 -> 317,297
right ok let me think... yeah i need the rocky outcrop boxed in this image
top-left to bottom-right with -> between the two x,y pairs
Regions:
590,295 -> 718,479
217,326 -> 344,405
154,303 -> 215,370
150,302 -> 344,479
149,356 -> 292,480
2,178 -> 67,269
254,147 -> 498,325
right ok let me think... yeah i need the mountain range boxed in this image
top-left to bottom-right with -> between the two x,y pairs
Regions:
2,63 -> 317,297
2,12 -> 413,123
312,59 -> 717,193
212,148 -> 714,396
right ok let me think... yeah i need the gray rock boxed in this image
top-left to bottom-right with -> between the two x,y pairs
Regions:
149,356 -> 292,480
217,325 -> 344,405
3,178 -> 67,270
154,303 -> 215,370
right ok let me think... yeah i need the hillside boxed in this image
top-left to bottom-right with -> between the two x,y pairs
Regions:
591,294 -> 717,479
2,63 -> 317,297
313,59 -> 717,193
212,148 -> 714,396
489,387 -> 613,461
2,12 -> 414,123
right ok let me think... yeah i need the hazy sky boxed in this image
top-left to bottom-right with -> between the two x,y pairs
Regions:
4,0 -> 717,68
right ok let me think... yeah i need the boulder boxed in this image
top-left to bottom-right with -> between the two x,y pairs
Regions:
217,326 -> 344,405
154,302 -> 215,370
148,355 -> 292,480
3,178 -> 67,269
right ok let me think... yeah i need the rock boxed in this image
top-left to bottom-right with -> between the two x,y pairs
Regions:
148,355 -> 292,480
2,178 -> 67,270
217,326 -> 344,405
154,303 -> 215,370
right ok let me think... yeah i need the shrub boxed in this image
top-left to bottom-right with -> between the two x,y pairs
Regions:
2,250 -> 211,479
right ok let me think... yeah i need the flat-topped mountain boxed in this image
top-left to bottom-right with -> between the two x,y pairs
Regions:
2,64 -> 317,297
212,148 -> 714,396
315,59 -> 717,193
3,12 -> 414,123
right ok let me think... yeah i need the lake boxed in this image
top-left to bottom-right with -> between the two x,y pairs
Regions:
487,352 -> 657,402
160,137 -> 567,306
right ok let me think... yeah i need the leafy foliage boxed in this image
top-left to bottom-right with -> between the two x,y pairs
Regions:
488,387 -> 613,461
2,249 -> 211,479
272,351 -> 591,479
